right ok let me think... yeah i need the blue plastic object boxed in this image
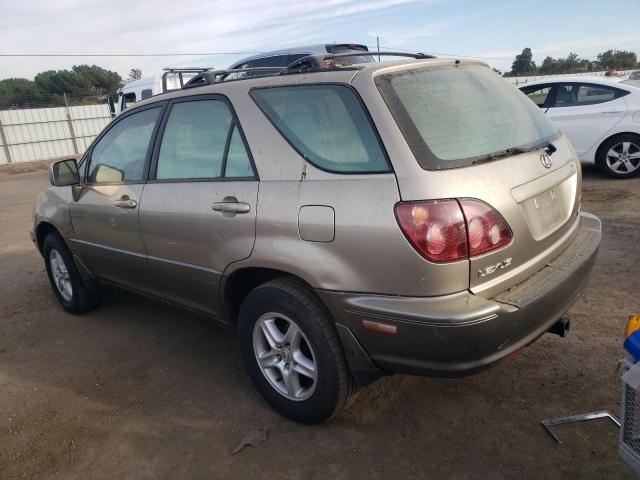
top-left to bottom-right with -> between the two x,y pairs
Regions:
624,329 -> 640,362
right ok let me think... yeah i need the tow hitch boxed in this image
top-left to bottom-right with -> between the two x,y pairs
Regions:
548,317 -> 570,338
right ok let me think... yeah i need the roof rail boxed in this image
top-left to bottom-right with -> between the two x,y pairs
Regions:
181,51 -> 437,89
330,51 -> 435,60
281,51 -> 436,74
183,67 -> 284,89
162,67 -> 215,72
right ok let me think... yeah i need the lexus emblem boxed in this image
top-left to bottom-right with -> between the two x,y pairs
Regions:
540,153 -> 552,168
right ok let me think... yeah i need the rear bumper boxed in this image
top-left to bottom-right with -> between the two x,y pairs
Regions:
320,212 -> 601,378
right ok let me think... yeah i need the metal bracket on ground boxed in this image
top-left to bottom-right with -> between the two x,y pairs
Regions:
541,410 -> 620,444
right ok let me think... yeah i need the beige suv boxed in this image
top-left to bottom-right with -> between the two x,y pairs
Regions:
33,53 -> 601,423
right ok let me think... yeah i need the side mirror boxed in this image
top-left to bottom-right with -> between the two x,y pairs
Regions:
49,158 -> 80,186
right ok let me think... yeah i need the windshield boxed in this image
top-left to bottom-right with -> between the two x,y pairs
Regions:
375,64 -> 560,170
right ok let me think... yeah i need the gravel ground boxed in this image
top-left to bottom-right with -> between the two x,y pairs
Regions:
0,166 -> 638,479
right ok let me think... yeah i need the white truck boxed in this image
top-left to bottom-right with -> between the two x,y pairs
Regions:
114,68 -> 211,114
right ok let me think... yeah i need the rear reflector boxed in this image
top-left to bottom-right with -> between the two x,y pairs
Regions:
394,198 -> 512,262
362,320 -> 398,335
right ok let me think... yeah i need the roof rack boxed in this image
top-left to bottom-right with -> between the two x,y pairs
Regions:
181,51 -> 437,89
162,67 -> 214,91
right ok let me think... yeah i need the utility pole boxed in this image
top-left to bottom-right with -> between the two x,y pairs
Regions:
376,36 -> 381,62
0,117 -> 11,164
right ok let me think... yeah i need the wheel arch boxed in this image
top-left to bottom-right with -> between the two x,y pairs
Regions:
35,221 -> 60,255
221,266 -> 320,325
595,131 -> 640,164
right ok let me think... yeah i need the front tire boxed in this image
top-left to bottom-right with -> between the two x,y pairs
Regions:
43,232 -> 101,314
596,134 -> 640,178
237,277 -> 357,423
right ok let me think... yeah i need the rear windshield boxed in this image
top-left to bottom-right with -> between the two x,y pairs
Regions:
375,64 -> 560,170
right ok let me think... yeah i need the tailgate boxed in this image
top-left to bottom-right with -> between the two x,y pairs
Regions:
392,134 -> 582,298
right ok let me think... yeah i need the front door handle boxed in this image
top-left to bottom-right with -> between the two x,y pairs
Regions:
212,197 -> 250,214
114,196 -> 137,209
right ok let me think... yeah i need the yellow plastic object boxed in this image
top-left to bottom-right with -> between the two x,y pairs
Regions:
625,315 -> 640,337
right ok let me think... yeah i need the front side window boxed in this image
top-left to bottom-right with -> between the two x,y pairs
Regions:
554,84 -> 579,107
88,107 -> 161,183
121,92 -> 136,110
251,85 -> 389,173
156,99 -> 254,180
521,84 -> 552,107
375,65 -> 559,170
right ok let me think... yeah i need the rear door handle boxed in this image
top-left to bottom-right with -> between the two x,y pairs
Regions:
212,201 -> 250,214
114,196 -> 137,209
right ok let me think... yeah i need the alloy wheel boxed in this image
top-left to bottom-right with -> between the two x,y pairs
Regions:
49,249 -> 73,301
252,312 -> 318,401
605,141 -> 640,174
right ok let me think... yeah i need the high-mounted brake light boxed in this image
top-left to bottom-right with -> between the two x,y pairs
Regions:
394,199 -> 512,263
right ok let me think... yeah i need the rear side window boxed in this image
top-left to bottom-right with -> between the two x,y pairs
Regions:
376,65 -> 559,170
553,83 -> 628,107
252,55 -> 292,68
155,99 -> 254,180
251,85 -> 389,173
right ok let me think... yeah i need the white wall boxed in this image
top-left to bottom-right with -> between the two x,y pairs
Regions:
506,69 -> 639,85
0,104 -> 112,165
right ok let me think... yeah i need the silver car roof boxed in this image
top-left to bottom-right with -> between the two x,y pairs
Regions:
229,44 -> 368,68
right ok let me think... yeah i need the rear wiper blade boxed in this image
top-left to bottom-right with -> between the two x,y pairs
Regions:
471,141 -> 557,165
471,147 -> 529,165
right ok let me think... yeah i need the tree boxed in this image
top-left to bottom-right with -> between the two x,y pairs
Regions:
72,65 -> 122,94
0,78 -> 55,108
0,65 -> 122,109
510,48 -> 537,76
127,68 -> 143,82
597,50 -> 637,70
539,52 -> 589,75
538,56 -> 558,75
34,65 -> 121,97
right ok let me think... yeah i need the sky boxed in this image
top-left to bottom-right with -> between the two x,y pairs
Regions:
1,0 -> 639,81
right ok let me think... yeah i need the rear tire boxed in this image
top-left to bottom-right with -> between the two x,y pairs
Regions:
237,277 -> 357,423
43,232 -> 101,314
596,134 -> 640,178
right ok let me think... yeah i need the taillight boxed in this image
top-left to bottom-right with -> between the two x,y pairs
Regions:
459,199 -> 512,256
394,199 -> 511,262
394,200 -> 468,262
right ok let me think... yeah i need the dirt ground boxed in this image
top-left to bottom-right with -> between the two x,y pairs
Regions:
0,165 -> 638,479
